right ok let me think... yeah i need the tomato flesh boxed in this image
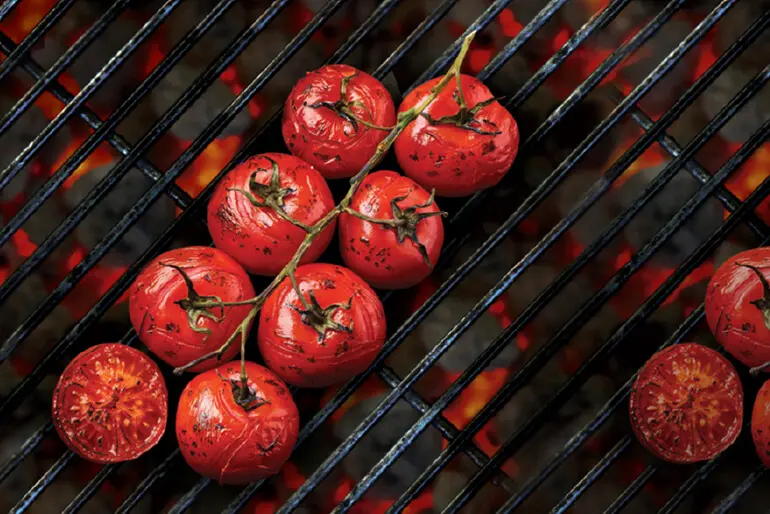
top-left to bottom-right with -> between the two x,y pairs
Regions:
629,343 -> 743,463
52,344 -> 168,463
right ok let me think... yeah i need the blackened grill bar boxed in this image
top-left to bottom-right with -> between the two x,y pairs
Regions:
281,1 -> 742,510
0,0 -> 767,513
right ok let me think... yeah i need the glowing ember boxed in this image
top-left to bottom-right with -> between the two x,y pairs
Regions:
0,0 -> 59,43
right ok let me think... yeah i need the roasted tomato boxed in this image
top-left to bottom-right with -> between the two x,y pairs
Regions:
129,246 -> 255,372
207,153 -> 336,276
706,248 -> 770,370
258,263 -> 386,388
752,380 -> 770,466
629,343 -> 743,463
282,64 -> 396,179
394,74 -> 519,197
52,344 -> 168,464
338,170 -> 445,289
176,361 -> 299,484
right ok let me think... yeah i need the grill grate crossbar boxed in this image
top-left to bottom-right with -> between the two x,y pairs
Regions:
0,0 -> 767,512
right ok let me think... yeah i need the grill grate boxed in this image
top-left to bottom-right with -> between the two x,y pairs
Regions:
0,0 -> 767,512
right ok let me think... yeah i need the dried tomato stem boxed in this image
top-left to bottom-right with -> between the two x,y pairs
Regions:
172,32 -> 478,395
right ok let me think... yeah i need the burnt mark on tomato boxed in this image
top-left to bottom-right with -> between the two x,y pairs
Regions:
482,141 -> 497,155
287,365 -> 303,374
743,322 -> 755,332
165,322 -> 179,333
215,205 -> 240,234
264,379 -> 280,386
286,341 -> 305,354
322,279 -> 335,289
426,171 -> 439,177
335,340 -> 349,357
409,152 -> 419,161
459,153 -> 467,160
258,437 -> 279,454
435,155 -> 445,167
307,356 -> 316,363
203,273 -> 212,283
359,237 -> 370,247
263,247 -> 272,256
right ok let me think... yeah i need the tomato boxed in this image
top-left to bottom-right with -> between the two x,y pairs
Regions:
258,263 -> 386,388
338,170 -> 445,289
752,380 -> 770,466
52,344 -> 168,464
282,64 -> 396,179
394,74 -> 519,197
176,361 -> 299,484
129,246 -> 256,372
706,248 -> 770,370
207,153 -> 336,276
629,343 -> 743,463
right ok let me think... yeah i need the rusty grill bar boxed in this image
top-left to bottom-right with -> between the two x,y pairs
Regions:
0,0 -> 768,512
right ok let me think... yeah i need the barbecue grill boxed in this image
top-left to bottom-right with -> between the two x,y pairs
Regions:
0,0 -> 768,512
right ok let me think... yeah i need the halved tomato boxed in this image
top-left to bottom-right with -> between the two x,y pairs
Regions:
52,344 -> 168,463
751,379 -> 770,466
629,343 -> 743,463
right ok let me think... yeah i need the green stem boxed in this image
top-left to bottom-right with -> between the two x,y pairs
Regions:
172,31 -> 478,393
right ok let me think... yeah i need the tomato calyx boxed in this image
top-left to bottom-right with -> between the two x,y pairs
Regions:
306,72 -> 393,134
160,263 -> 225,336
227,156 -> 311,232
345,188 -> 447,268
290,289 -> 353,343
216,369 -> 271,412
737,263 -> 770,330
421,88 -> 503,136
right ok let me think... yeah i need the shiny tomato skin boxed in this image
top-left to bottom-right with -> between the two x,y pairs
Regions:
52,344 -> 168,464
339,170 -> 444,289
258,263 -> 386,388
282,64 -> 396,179
394,74 -> 519,197
752,380 -> 770,466
176,361 -> 299,484
129,246 -> 255,373
629,343 -> 743,464
706,248 -> 770,369
207,153 -> 335,276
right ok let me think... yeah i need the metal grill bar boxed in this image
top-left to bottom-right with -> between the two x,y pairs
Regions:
0,0 -> 181,193
0,0 -> 130,137
11,450 -> 74,513
0,421 -> 52,486
0,33 -> 197,214
0,0 -> 74,83
0,0 -> 294,394
0,0 -> 22,23
447,115 -> 770,513
115,449 -> 181,514
0,0 -> 766,512
282,2 -> 745,510
613,87 -> 770,239
658,457 -> 723,514
710,465 -> 766,514
326,3 -> 752,509
61,463 -> 119,514
603,465 -> 658,514
0,0 -> 246,252
552,435 -> 634,514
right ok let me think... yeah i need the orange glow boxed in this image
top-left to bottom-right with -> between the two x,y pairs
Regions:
281,461 -> 306,491
0,0 -> 59,43
50,138 -> 116,190
497,9 -> 524,38
322,375 -> 386,424
175,135 -> 242,198
691,30 -> 718,82
220,64 -> 265,120
10,229 -> 37,258
724,142 -> 770,224
609,138 -> 669,189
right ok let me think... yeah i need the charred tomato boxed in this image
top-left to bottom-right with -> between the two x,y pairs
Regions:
282,64 -> 396,179
394,74 -> 519,197
258,263 -> 386,388
339,170 -> 445,289
129,246 -> 256,372
629,343 -> 743,464
752,379 -> 770,466
705,248 -> 770,371
52,344 -> 168,464
176,361 -> 299,484
207,153 -> 335,276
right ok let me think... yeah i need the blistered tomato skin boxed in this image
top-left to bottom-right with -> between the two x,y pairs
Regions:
339,171 -> 444,289
394,74 -> 519,197
629,343 -> 743,464
129,246 -> 255,372
176,362 -> 299,484
52,344 -> 168,464
705,248 -> 770,370
282,64 -> 396,179
258,263 -> 386,388
207,153 -> 336,276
